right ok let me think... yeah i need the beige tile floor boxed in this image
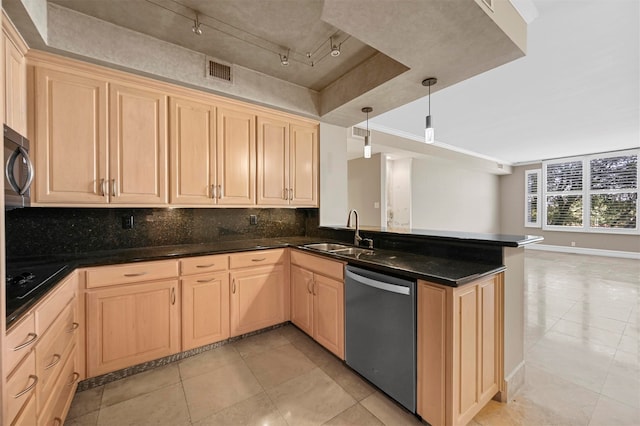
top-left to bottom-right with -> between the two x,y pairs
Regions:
65,251 -> 639,426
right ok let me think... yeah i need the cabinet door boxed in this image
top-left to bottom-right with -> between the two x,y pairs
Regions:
34,67 -> 108,203
229,264 -> 285,337
110,84 -> 167,204
289,123 -> 318,206
3,31 -> 26,134
169,97 -> 216,204
312,274 -> 344,359
86,280 -> 180,377
290,265 -> 314,336
257,115 -> 289,205
216,106 -> 255,205
181,272 -> 230,350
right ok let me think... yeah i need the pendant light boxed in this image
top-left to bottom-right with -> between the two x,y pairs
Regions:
192,13 -> 203,35
421,77 -> 437,144
362,107 -> 372,158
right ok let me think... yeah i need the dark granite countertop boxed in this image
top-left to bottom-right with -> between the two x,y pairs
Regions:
320,226 -> 543,248
6,236 -> 506,326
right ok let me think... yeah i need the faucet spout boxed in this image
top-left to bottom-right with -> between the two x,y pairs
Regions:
347,209 -> 362,246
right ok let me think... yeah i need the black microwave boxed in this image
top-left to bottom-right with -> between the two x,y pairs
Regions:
4,124 -> 33,209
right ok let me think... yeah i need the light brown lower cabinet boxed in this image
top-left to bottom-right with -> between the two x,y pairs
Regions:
417,273 -> 504,426
86,279 -> 180,377
181,271 -> 230,350
290,250 -> 345,359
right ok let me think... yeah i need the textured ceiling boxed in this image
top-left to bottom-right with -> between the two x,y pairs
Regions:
49,0 -> 378,91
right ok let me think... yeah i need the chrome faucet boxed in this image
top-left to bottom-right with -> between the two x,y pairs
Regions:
347,209 -> 362,246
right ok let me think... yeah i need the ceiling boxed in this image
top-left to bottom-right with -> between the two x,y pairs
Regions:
48,0 -> 379,92
365,0 -> 640,164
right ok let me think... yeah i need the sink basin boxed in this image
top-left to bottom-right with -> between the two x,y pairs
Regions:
331,247 -> 374,256
304,243 -> 351,252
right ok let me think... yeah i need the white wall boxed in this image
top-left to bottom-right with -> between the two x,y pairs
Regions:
348,154 -> 383,227
319,123 -> 349,226
411,158 -> 501,233
386,157 -> 412,228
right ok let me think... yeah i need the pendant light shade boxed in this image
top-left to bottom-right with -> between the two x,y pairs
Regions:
362,107 -> 372,158
422,77 -> 437,144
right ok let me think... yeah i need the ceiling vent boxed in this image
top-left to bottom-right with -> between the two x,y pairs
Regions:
351,126 -> 368,139
205,57 -> 233,83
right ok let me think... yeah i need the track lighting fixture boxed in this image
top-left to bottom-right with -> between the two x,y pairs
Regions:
421,77 -> 437,144
279,49 -> 290,66
330,37 -> 341,57
362,107 -> 372,159
192,13 -> 203,35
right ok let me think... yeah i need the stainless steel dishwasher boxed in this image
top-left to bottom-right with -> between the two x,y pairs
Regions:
345,265 -> 416,413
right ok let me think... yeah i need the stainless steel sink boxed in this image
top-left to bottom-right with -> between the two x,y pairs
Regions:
304,243 -> 374,257
331,247 -> 374,256
304,243 -> 351,252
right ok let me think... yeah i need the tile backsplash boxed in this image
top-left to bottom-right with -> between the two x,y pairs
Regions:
5,207 -> 312,258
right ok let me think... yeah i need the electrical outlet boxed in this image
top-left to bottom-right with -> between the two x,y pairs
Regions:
571,241 -> 576,247
122,215 -> 134,229
249,215 -> 258,225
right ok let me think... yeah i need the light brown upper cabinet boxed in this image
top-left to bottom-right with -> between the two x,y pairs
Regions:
109,83 -> 168,204
257,116 -> 318,207
170,97 -> 256,206
3,12 -> 28,135
33,66 -> 168,205
34,67 -> 109,204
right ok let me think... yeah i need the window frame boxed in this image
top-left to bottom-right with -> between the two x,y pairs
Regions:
524,169 -> 541,228
541,149 -> 639,234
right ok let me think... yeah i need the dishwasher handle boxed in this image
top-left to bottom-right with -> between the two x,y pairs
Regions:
346,269 -> 411,295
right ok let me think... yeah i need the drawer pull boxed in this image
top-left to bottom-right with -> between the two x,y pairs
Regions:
14,375 -> 38,398
45,354 -> 62,370
68,372 -> 80,386
307,279 -> 312,294
124,272 -> 147,277
67,322 -> 80,333
232,279 -> 236,294
196,278 -> 216,283
251,258 -> 266,262
196,264 -> 216,268
13,333 -> 38,351
54,417 -> 63,426
171,287 -> 176,305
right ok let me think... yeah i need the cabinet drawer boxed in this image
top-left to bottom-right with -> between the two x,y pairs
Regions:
229,249 -> 285,269
180,254 -> 229,275
36,302 -> 76,413
36,272 -> 76,336
6,350 -> 37,424
12,393 -> 37,426
291,250 -> 344,280
6,312 -> 37,375
37,346 -> 78,426
85,260 -> 178,288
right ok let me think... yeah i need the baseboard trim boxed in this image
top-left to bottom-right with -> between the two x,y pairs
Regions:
497,361 -> 526,402
525,244 -> 640,260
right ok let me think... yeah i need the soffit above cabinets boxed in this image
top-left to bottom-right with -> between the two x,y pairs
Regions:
8,0 -> 528,127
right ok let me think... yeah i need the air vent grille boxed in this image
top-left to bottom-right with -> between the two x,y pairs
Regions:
206,57 -> 233,83
351,126 -> 368,139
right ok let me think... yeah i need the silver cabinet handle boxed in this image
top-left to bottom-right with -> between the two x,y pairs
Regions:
196,264 -> 216,268
283,188 -> 288,200
232,278 -> 236,294
111,179 -> 117,197
196,278 -> 216,283
211,184 -> 216,199
251,258 -> 266,262
13,333 -> 37,351
217,184 -> 222,199
124,272 -> 147,277
14,375 -> 38,398
312,280 -> 316,296
67,322 -> 80,333
68,372 -> 80,386
306,279 -> 312,294
289,188 -> 293,200
45,353 -> 61,370
100,178 -> 107,196
171,287 -> 176,305
6,145 -> 34,195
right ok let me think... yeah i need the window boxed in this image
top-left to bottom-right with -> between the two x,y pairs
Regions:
525,169 -> 541,227
541,150 -> 638,234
